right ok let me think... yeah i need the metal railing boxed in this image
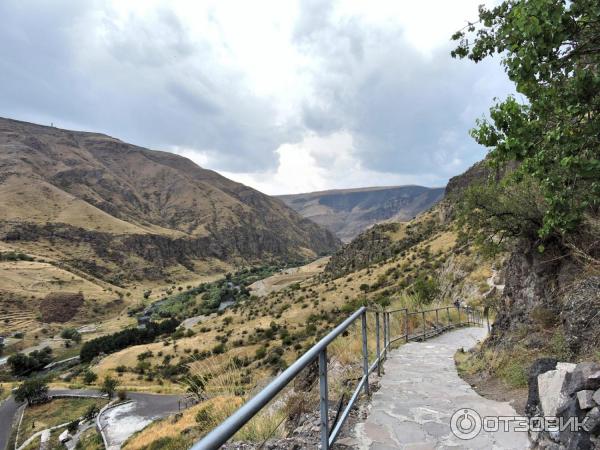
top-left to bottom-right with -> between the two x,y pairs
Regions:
191,304 -> 488,450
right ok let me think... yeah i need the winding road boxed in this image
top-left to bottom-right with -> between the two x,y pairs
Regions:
0,396 -> 18,450
0,389 -> 187,450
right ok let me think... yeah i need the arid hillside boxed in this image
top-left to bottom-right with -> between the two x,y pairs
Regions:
0,118 -> 340,286
278,185 -> 445,241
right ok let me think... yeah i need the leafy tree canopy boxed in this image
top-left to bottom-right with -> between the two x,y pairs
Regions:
14,378 -> 49,404
452,0 -> 600,237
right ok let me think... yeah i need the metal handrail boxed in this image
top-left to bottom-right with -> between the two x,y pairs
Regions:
191,304 -> 489,450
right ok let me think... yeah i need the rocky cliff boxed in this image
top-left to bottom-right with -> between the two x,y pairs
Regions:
278,185 -> 444,241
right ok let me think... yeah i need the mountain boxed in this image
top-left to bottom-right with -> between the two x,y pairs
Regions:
0,118 -> 340,284
277,185 -> 445,241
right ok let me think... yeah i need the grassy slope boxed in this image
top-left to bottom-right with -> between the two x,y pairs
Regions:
17,397 -> 108,447
110,206 -> 498,448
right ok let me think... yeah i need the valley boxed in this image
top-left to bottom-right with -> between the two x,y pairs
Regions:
1,1 -> 598,449
279,185 -> 445,242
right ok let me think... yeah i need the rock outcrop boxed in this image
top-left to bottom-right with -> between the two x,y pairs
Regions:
529,360 -> 600,449
278,185 -> 445,242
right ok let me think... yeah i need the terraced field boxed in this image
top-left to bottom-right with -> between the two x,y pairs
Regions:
0,310 -> 37,334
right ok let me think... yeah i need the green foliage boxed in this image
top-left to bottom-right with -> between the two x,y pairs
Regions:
548,331 -> 573,361
100,375 -> 119,398
82,370 -> 98,385
14,378 -> 49,404
0,251 -> 34,261
457,177 -> 545,254
498,360 -> 528,388
453,0 -> 600,237
67,419 -> 80,433
410,275 -> 440,305
61,328 -> 82,343
8,347 -> 53,376
80,318 -> 179,362
151,265 -> 281,320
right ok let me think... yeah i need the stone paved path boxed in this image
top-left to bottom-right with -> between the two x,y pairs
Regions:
352,327 -> 530,450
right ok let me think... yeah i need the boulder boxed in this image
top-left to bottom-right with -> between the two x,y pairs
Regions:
526,358 -> 558,416
563,363 -> 600,396
593,388 -> 600,406
538,362 -> 577,416
577,390 -> 596,410
584,407 -> 600,434
557,398 -> 591,450
58,429 -> 70,443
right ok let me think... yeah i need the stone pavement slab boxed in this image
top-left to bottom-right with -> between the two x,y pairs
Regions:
351,327 -> 530,449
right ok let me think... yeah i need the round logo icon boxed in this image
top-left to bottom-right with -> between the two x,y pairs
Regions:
450,408 -> 482,440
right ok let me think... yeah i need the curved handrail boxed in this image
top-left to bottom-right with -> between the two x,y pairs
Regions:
191,304 -> 488,449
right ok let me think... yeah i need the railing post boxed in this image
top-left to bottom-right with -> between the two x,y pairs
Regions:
486,308 -> 491,333
382,311 -> 387,360
361,311 -> 369,396
422,311 -> 426,340
375,312 -> 381,376
404,309 -> 409,342
457,305 -> 461,325
435,308 -> 439,329
386,312 -> 390,350
319,349 -> 329,450
446,306 -> 451,328
385,313 -> 392,348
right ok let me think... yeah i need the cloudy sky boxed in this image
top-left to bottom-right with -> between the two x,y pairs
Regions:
0,0 -> 513,194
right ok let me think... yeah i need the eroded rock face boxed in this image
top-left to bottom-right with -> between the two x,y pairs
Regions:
561,277 -> 600,356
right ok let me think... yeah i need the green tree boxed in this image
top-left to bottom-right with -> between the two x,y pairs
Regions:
452,0 -> 600,238
67,419 -> 79,434
411,275 -> 440,305
82,370 -> 98,385
100,375 -> 119,399
14,378 -> 49,405
83,404 -> 100,421
61,328 -> 82,343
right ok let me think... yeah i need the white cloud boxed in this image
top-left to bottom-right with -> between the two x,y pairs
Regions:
0,0 -> 513,194
222,132 -> 446,195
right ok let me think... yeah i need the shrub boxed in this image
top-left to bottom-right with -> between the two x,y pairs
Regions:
14,378 -> 49,404
61,328 -> 82,343
82,370 -> 98,385
80,318 -> 179,362
8,347 -> 53,376
101,375 -> 119,398
67,419 -> 79,433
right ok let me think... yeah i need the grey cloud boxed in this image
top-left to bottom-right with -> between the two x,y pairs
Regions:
0,1 -> 288,172
0,0 -> 512,183
104,8 -> 197,67
293,3 -> 513,178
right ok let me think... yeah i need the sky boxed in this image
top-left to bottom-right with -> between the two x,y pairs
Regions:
0,0 -> 514,195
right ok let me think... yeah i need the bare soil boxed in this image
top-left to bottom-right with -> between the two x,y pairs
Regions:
460,370 -> 528,415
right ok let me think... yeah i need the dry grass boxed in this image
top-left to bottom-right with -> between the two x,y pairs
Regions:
123,392 -> 287,449
18,397 -> 107,447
